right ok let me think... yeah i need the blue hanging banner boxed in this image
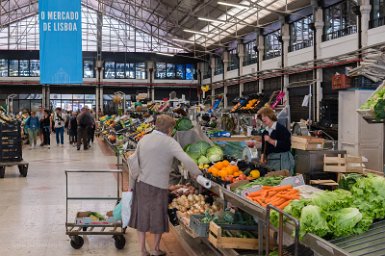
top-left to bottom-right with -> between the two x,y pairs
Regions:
39,0 -> 82,84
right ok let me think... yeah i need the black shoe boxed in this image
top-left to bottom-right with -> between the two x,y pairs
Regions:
77,147 -> 80,150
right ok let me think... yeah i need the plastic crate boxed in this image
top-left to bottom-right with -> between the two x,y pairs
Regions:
0,122 -> 22,162
189,215 -> 209,237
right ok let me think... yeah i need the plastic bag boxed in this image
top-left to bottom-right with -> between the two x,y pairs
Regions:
113,202 -> 122,221
121,191 -> 133,228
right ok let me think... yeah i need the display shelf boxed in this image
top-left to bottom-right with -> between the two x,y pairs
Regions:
210,135 -> 261,142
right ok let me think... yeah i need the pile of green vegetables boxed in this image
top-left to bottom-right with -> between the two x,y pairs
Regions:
233,176 -> 285,194
360,85 -> 385,120
271,174 -> 385,239
184,141 -> 224,164
175,117 -> 194,131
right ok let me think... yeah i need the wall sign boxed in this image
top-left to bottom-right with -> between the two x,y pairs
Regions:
39,0 -> 82,84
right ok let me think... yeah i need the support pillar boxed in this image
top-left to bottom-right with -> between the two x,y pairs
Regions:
238,42 -> 245,97
314,7 -> 324,121
258,35 -> 264,93
223,51 -> 229,108
282,23 -> 290,103
360,0 -> 371,47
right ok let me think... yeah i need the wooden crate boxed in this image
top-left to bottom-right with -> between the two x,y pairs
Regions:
324,154 -> 364,173
291,136 -> 325,150
208,222 -> 258,250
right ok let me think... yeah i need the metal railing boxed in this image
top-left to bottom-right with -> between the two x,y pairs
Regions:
243,58 -> 258,66
263,50 -> 281,60
214,69 -> 223,75
227,64 -> 239,71
369,16 -> 385,29
203,73 -> 211,79
289,39 -> 313,52
323,25 -> 357,41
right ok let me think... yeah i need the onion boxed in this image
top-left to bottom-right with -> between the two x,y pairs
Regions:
169,185 -> 176,191
187,194 -> 194,202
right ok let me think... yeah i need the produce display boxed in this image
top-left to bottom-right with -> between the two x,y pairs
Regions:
168,184 -> 221,218
246,185 -> 300,209
270,174 -> 385,239
184,141 -> 224,164
359,82 -> 385,120
0,107 -> 16,123
207,160 -> 247,182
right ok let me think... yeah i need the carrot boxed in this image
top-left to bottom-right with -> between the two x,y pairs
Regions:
278,195 -> 300,200
260,190 -> 269,198
268,197 -> 283,205
266,191 -> 278,198
277,201 -> 291,209
252,197 -> 264,205
247,191 -> 262,197
268,185 -> 293,191
262,186 -> 274,190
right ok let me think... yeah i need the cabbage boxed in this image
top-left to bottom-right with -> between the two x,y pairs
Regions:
198,156 -> 210,165
299,205 -> 330,238
328,208 -> 362,237
206,145 -> 224,162
186,141 -> 211,160
312,189 -> 352,211
175,117 -> 193,131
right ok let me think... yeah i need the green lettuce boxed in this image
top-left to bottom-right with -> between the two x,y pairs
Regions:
299,205 -> 330,238
312,189 -> 353,211
328,208 -> 362,237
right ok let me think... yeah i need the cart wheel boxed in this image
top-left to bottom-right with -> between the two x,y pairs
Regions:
114,235 -> 126,249
70,236 -> 84,249
18,165 -> 28,177
0,167 -> 5,179
82,227 -> 87,231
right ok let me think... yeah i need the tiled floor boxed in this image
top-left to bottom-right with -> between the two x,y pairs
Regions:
0,137 -> 187,256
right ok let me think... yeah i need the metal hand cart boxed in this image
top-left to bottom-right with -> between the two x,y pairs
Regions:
0,121 -> 29,178
65,170 -> 126,250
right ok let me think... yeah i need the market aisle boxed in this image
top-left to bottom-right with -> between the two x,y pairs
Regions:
0,137 -> 142,256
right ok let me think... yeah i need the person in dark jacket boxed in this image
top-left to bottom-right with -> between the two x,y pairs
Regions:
26,111 -> 40,149
77,107 -> 93,150
258,107 -> 295,174
41,110 -> 52,148
68,112 -> 78,146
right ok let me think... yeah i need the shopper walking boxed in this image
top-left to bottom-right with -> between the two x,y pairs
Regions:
68,112 -> 78,146
128,114 -> 201,256
258,107 -> 295,174
41,110 -> 52,148
53,107 -> 65,146
88,110 -> 96,145
77,107 -> 93,150
25,111 -> 40,149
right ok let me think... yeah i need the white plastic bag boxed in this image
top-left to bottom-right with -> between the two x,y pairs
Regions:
121,191 -> 133,228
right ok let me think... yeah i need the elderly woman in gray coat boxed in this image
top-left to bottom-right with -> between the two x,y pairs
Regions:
128,114 -> 201,256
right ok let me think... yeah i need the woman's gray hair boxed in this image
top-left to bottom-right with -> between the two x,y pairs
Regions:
155,114 -> 176,134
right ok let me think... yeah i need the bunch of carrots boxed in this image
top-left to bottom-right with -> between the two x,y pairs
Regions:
246,185 -> 300,209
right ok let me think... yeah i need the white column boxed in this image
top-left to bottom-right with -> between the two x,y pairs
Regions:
282,24 -> 290,101
99,86 -> 103,115
238,42 -> 245,96
258,35 -> 264,93
361,0 -> 372,47
222,51 -> 229,108
314,7 -> 324,121
42,86 -> 46,108
210,57 -> 215,105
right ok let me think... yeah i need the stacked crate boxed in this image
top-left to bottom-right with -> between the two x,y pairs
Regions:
0,122 -> 22,162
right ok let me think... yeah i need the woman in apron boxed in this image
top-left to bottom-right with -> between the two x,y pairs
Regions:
258,107 -> 295,174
